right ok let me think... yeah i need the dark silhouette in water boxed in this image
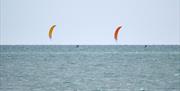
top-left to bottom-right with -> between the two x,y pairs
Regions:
144,45 -> 147,48
76,45 -> 79,48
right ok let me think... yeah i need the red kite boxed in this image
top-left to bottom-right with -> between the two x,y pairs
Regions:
114,26 -> 122,41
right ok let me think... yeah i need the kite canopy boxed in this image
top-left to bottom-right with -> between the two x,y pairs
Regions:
114,26 -> 122,41
48,25 -> 56,39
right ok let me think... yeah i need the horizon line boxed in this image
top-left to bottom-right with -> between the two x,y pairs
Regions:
0,44 -> 180,46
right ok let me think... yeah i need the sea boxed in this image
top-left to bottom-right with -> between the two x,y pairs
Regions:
0,45 -> 180,91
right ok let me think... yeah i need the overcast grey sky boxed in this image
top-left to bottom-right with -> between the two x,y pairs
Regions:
0,0 -> 180,45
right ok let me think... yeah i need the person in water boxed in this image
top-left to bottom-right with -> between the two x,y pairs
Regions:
76,45 -> 79,48
144,45 -> 147,48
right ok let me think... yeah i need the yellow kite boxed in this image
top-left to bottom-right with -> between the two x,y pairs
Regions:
48,25 -> 56,39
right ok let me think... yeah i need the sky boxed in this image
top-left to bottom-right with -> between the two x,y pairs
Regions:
0,0 -> 180,45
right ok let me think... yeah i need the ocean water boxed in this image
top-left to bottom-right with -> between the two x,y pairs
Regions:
0,45 -> 180,91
